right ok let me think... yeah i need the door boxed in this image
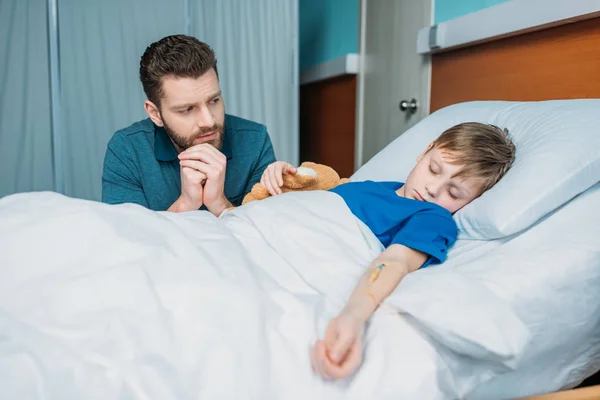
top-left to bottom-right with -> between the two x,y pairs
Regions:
356,0 -> 432,167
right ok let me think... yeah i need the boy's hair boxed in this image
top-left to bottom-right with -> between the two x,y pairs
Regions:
432,122 -> 516,193
139,34 -> 218,107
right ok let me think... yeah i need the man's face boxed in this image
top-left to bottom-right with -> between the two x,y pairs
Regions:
153,69 -> 225,152
399,146 -> 483,214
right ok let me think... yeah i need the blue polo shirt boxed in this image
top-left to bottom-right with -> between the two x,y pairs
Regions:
330,181 -> 457,268
101,114 -> 276,210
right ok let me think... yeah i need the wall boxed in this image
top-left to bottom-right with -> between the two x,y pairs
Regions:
435,0 -> 511,23
299,0 -> 511,66
299,0 -> 359,70
298,0 -> 359,173
300,75 -> 356,178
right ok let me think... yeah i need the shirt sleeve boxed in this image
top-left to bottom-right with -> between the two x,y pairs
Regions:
242,126 -> 276,196
390,210 -> 457,267
101,135 -> 149,208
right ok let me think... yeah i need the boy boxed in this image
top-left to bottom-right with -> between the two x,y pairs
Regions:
261,122 -> 516,380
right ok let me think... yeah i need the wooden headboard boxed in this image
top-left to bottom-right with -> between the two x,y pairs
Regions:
430,17 -> 600,112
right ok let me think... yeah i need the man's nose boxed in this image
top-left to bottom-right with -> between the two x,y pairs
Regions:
197,105 -> 215,128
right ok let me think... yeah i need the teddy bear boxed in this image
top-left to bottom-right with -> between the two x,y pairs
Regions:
241,162 -> 350,205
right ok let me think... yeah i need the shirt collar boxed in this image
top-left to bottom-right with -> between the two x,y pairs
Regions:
154,124 -> 232,162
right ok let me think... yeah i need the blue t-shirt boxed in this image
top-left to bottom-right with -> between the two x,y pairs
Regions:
330,181 -> 457,268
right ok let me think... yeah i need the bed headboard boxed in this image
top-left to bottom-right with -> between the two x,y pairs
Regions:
430,17 -> 600,112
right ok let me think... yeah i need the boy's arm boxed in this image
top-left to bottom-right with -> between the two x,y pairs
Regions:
311,244 -> 427,380
242,127 -> 276,196
344,243 -> 427,322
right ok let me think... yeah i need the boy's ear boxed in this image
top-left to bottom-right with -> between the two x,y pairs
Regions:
144,100 -> 164,127
417,142 -> 435,162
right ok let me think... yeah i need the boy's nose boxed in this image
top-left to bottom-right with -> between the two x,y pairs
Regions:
425,182 -> 442,198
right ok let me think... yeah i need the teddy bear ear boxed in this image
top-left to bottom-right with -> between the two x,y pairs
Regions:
313,163 -> 340,179
300,161 -> 318,169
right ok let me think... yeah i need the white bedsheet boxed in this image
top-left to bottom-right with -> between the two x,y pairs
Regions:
0,187 -> 598,399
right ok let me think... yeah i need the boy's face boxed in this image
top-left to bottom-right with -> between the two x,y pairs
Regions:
398,144 -> 482,214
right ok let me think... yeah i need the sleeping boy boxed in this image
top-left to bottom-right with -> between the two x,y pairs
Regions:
260,122 -> 516,380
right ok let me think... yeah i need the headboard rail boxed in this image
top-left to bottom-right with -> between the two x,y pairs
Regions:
430,17 -> 600,112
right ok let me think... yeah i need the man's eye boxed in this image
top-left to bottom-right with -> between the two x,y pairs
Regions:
209,98 -> 220,105
180,107 -> 192,114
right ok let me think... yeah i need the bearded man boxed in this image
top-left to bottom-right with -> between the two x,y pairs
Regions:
102,35 -> 276,215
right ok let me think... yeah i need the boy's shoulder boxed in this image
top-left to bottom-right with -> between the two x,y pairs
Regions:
343,180 -> 402,191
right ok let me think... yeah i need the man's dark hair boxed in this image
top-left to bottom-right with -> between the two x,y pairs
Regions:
139,34 -> 218,107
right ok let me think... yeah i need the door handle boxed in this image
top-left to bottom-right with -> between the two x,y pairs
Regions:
399,98 -> 418,114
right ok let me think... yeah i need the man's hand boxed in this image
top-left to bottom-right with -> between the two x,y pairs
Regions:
311,310 -> 364,380
167,165 -> 207,212
260,161 -> 297,196
178,144 -> 231,216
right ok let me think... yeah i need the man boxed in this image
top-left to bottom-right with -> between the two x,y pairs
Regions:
102,35 -> 276,216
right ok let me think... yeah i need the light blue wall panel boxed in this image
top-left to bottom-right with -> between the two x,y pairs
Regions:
435,0 -> 511,23
299,0 -> 359,70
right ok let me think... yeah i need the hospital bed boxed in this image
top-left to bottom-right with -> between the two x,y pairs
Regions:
1,97 -> 599,399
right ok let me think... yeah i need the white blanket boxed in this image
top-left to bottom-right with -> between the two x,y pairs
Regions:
0,191 -> 528,399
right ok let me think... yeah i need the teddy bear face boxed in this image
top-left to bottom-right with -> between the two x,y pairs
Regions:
290,162 -> 342,191
241,161 -> 350,204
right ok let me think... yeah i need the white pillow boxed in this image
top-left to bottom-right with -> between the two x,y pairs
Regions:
351,100 -> 600,239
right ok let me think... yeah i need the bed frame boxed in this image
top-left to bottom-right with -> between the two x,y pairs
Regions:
429,15 -> 600,398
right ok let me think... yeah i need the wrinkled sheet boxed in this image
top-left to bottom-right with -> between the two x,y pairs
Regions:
0,187 -> 597,399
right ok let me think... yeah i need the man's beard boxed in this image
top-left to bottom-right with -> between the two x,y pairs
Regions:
162,116 -> 224,151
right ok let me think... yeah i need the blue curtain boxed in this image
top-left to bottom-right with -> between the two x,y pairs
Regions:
0,0 -> 54,197
57,0 -> 186,200
194,0 -> 299,165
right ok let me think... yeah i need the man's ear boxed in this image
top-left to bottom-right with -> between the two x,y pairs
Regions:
417,142 -> 435,162
144,100 -> 164,127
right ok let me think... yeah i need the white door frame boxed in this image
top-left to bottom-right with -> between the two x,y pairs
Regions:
354,0 -> 434,169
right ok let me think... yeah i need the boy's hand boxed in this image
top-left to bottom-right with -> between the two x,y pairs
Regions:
311,311 -> 364,380
260,161 -> 297,196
